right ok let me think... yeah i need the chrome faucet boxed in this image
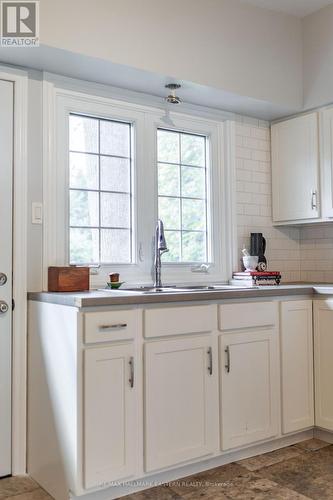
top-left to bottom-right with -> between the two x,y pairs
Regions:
154,219 -> 169,288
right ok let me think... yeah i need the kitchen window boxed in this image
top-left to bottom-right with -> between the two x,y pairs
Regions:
48,84 -> 234,286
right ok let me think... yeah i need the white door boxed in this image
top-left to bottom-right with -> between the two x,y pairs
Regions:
314,299 -> 333,430
144,336 -> 218,472
220,329 -> 279,450
272,112 -> 320,223
83,343 -> 138,489
280,300 -> 314,434
0,80 -> 13,477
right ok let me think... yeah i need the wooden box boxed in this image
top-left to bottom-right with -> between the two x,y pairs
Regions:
48,266 -> 90,292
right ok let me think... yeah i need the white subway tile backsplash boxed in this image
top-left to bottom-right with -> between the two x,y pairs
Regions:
300,224 -> 333,282
236,146 -> 252,160
252,150 -> 270,162
235,122 -> 301,282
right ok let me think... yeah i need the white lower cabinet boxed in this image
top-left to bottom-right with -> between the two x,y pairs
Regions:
280,301 -> 314,434
144,336 -> 218,472
220,328 -> 280,450
314,299 -> 333,430
84,343 -> 138,489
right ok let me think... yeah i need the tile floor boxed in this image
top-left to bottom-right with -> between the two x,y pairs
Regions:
1,439 -> 333,499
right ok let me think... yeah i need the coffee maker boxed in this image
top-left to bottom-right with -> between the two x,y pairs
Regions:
250,233 -> 267,271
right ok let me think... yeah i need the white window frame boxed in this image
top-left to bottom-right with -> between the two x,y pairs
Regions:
43,81 -> 236,288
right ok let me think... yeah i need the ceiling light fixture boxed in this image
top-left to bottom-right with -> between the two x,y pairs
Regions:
165,83 -> 181,104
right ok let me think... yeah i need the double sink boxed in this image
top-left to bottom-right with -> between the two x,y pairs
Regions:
107,284 -> 257,294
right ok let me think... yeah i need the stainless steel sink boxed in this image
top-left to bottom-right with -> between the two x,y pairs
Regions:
107,284 -> 258,294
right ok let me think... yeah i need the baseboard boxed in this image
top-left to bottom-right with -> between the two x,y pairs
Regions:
70,429 -> 314,500
314,427 -> 333,443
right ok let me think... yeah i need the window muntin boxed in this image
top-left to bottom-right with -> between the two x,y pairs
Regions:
69,114 -> 133,265
157,129 -> 209,263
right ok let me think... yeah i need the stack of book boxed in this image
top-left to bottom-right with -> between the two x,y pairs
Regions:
230,271 -> 282,287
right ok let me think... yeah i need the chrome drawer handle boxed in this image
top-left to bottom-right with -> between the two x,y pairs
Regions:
99,323 -> 127,331
225,346 -> 230,373
207,347 -> 213,375
129,357 -> 134,388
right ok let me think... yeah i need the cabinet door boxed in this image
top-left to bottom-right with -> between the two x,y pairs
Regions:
272,112 -> 319,222
321,108 -> 333,218
84,344 -> 137,489
220,329 -> 279,450
144,336 -> 218,472
281,301 -> 314,434
314,300 -> 333,430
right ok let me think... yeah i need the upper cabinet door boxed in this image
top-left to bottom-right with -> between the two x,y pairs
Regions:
321,108 -> 333,218
272,113 -> 320,223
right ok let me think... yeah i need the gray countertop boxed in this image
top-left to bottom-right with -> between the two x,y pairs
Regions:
27,284 -> 327,308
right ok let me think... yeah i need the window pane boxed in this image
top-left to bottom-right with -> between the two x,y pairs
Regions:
163,231 -> 181,262
159,197 -> 180,229
182,232 -> 206,262
70,190 -> 99,227
70,152 -> 99,190
181,134 -> 205,166
100,120 -> 130,157
181,166 -> 206,198
158,163 -> 180,197
157,130 -> 179,163
101,192 -> 130,228
100,156 -> 130,192
101,229 -> 131,263
182,199 -> 206,230
70,228 -> 99,264
69,115 -> 98,153
69,114 -> 133,265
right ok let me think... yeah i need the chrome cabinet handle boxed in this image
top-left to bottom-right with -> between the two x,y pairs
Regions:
0,273 -> 7,286
129,357 -> 134,388
225,346 -> 230,373
311,190 -> 317,210
99,323 -> 127,331
207,347 -> 213,375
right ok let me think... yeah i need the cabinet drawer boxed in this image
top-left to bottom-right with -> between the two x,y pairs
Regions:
84,309 -> 140,343
144,305 -> 215,338
219,301 -> 277,331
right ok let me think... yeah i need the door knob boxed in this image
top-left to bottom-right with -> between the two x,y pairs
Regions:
0,273 -> 7,286
0,301 -> 9,314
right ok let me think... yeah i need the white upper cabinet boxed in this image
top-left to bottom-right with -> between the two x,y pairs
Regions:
272,112 -> 320,223
321,108 -> 333,218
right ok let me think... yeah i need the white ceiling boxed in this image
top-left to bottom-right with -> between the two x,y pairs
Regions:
241,0 -> 333,17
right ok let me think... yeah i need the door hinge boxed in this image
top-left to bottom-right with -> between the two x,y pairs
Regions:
12,299 -> 15,311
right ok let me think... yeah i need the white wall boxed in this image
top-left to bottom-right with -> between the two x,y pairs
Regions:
303,4 -> 333,109
27,72 -> 43,291
39,0 -> 303,109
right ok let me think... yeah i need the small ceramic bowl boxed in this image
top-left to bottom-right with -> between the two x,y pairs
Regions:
106,281 -> 125,290
242,255 -> 259,272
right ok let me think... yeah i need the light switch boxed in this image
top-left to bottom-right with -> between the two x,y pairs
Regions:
32,202 -> 43,224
